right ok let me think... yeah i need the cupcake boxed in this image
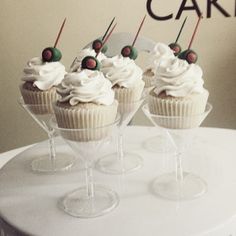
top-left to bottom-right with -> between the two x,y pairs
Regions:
101,55 -> 144,103
70,48 -> 107,72
53,69 -> 118,131
20,57 -> 66,113
143,43 -> 175,88
148,57 -> 209,118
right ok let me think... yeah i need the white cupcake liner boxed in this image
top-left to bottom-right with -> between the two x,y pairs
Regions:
113,81 -> 145,103
143,74 -> 155,88
20,85 -> 59,114
148,89 -> 209,128
53,101 -> 118,141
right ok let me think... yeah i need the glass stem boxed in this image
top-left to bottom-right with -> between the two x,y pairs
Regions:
48,130 -> 56,166
175,152 -> 184,183
86,166 -> 94,199
117,132 -> 124,162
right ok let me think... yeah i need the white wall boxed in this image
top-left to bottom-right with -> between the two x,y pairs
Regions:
0,0 -> 235,152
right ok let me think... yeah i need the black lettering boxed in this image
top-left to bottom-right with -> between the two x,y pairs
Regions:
146,0 -> 173,21
176,0 -> 201,19
207,0 -> 231,17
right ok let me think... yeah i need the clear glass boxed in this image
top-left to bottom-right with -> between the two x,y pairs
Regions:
142,129 -> 170,153
142,93 -> 170,153
52,117 -> 120,218
96,96 -> 145,174
18,97 -> 74,172
142,103 -> 212,200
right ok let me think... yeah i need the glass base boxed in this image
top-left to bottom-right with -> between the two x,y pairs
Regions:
96,152 -> 143,174
143,135 -> 170,153
60,185 -> 119,218
152,172 -> 207,201
31,153 -> 75,173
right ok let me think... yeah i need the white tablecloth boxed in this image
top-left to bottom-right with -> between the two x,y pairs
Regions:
0,126 -> 236,236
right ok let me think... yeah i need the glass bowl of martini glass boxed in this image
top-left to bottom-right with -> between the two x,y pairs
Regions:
142,102 -> 212,200
96,94 -> 146,175
18,97 -> 75,172
52,116 -> 120,218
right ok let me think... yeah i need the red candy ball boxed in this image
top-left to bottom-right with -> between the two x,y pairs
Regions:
94,42 -> 102,50
81,56 -> 100,70
86,58 -> 97,69
42,49 -> 53,61
168,43 -> 181,56
187,52 -> 197,63
172,46 -> 181,54
122,47 -> 131,57
178,49 -> 198,64
92,39 -> 103,53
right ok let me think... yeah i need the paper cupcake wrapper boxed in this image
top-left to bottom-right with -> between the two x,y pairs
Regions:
53,101 -> 118,141
143,74 -> 155,88
148,90 -> 209,128
113,81 -> 145,104
20,85 -> 59,114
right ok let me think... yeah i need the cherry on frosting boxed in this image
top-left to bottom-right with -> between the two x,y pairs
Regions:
42,47 -> 62,62
81,56 -> 100,70
121,45 -> 138,60
178,49 -> 198,64
169,43 -> 182,56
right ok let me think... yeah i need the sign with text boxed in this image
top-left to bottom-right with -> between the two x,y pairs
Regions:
146,0 -> 235,20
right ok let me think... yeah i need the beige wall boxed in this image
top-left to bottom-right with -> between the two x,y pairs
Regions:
0,0 -> 236,153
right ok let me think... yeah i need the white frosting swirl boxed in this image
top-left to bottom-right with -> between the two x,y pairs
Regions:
154,57 -> 205,97
57,69 -> 115,106
101,55 -> 144,88
70,48 -> 107,72
22,57 -> 66,90
144,43 -> 175,73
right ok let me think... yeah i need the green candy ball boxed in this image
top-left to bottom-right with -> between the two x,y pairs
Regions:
101,44 -> 108,54
42,47 -> 62,62
121,45 -> 138,60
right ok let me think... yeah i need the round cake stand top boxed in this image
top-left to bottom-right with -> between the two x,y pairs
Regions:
0,128 -> 236,236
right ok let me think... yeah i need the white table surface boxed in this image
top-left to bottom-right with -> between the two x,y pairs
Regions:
0,126 -> 236,236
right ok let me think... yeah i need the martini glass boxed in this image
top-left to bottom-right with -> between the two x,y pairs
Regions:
139,88 -> 171,153
142,103 -> 212,200
52,117 -> 120,218
18,97 -> 74,172
142,90 -> 171,153
142,126 -> 170,153
96,96 -> 145,174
